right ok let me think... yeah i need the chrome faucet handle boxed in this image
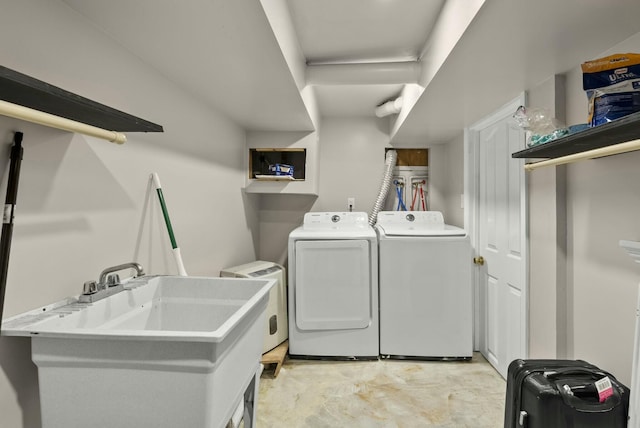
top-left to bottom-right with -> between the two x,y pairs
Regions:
106,273 -> 120,287
83,280 -> 98,295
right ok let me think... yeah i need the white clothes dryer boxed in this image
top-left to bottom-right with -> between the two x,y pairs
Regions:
288,212 -> 378,358
376,211 -> 472,359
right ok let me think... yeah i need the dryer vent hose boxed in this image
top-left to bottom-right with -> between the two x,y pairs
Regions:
369,149 -> 397,226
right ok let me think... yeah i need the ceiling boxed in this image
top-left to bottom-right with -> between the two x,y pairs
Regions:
62,0 -> 444,126
284,0 -> 640,138
286,0 -> 445,117
61,0 -> 640,141
392,0 -> 640,143
62,0 -> 315,132
286,0 -> 444,64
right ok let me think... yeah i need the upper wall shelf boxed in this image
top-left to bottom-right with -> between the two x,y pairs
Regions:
0,66 -> 163,133
512,111 -> 640,160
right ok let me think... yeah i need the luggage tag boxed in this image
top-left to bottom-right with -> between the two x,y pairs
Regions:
595,376 -> 614,402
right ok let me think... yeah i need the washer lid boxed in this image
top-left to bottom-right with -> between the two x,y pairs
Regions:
376,211 -> 467,236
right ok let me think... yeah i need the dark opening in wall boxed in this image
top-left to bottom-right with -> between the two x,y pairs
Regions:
249,148 -> 306,180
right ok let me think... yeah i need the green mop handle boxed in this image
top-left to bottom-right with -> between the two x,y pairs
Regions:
151,173 -> 187,276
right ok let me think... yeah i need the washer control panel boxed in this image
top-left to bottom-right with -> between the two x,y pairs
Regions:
377,211 -> 444,227
303,212 -> 369,229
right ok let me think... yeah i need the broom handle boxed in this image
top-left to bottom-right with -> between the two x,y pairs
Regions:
151,173 -> 187,276
0,132 -> 23,324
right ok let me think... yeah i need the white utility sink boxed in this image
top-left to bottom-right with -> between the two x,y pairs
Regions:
2,275 -> 275,428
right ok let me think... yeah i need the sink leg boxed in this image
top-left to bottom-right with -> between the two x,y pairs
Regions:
243,365 -> 262,428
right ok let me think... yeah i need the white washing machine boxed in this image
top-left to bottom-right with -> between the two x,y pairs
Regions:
376,211 -> 472,359
288,212 -> 378,358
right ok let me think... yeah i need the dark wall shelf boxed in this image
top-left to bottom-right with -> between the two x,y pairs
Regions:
512,111 -> 640,159
0,66 -> 163,133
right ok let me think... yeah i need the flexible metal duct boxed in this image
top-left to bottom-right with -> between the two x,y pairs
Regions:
369,149 -> 397,226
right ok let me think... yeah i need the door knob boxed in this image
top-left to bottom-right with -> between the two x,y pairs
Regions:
473,256 -> 485,266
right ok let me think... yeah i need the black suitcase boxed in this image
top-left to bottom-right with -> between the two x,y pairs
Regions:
504,359 -> 630,428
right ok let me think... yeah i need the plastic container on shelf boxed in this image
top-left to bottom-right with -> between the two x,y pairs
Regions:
268,163 -> 294,176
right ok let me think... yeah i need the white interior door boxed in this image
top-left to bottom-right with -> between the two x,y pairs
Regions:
468,95 -> 528,378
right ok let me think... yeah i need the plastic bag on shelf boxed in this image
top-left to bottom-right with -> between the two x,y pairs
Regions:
512,105 -> 569,147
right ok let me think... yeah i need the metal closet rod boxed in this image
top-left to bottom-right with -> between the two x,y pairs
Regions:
0,99 -> 127,144
524,138 -> 640,171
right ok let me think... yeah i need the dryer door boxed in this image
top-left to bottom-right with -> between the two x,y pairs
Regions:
294,239 -> 371,330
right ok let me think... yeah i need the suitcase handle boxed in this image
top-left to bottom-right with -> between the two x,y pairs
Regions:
560,385 -> 622,413
559,385 -> 622,412
544,368 -> 625,412
543,367 -> 608,380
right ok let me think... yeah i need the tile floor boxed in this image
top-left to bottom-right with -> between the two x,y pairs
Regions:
257,353 -> 506,427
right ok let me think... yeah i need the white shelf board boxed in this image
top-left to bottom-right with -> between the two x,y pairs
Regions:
244,179 -> 317,195
254,175 -> 297,181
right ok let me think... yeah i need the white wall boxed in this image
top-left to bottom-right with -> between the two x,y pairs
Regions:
527,31 -> 640,384
313,117 -> 390,213
562,32 -> 640,383
422,137 -> 464,228
0,1 -> 258,427
427,144 -> 447,216
247,130 -> 319,266
254,116 -> 411,233
443,135 -> 465,228
254,116 -> 465,271
314,116 -> 462,221
256,116 -> 391,268
527,76 -> 568,360
253,113 -> 466,266
576,34 -> 640,385
565,150 -> 640,383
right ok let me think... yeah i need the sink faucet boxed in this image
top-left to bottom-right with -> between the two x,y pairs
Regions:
98,262 -> 145,288
80,262 -> 145,303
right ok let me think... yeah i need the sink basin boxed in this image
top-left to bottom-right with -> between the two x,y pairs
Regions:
2,275 -> 275,428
